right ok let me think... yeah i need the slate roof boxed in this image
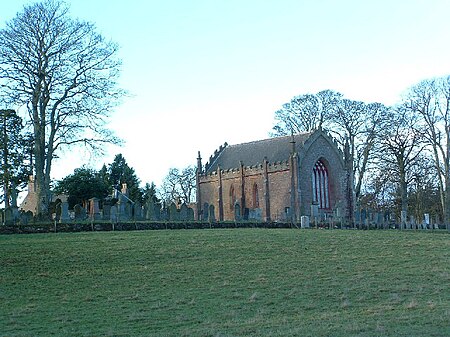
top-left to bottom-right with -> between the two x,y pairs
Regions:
205,132 -> 313,173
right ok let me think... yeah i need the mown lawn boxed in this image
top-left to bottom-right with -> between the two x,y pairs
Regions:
0,229 -> 449,337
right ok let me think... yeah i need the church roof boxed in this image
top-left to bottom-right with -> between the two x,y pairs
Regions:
205,132 -> 313,173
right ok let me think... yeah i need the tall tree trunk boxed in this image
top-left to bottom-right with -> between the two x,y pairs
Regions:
2,114 -> 10,208
445,142 -> 450,231
34,119 -> 47,216
344,139 -> 354,227
355,139 -> 373,204
399,159 -> 408,229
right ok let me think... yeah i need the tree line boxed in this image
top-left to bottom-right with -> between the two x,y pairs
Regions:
272,76 -> 450,229
52,154 -> 195,211
1,1 -> 449,230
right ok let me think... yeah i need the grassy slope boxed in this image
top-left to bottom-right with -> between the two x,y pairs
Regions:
0,229 -> 449,337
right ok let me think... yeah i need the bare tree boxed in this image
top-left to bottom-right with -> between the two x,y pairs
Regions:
271,90 -> 391,225
377,104 -> 425,227
160,166 -> 196,205
327,98 -> 366,225
406,75 -> 450,230
352,103 -> 389,203
408,154 -> 441,222
272,91 -> 340,135
0,0 -> 124,215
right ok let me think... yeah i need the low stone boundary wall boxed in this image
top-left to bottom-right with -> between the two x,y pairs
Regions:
1,221 -> 447,234
0,221 -> 296,234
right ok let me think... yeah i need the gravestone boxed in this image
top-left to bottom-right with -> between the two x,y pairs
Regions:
74,204 -> 86,220
424,213 -> 430,229
145,200 -> 161,221
203,203 -> 209,221
89,197 -> 101,220
103,203 -> 111,221
117,193 -> 129,221
208,205 -> 215,222
376,213 -> 383,229
133,201 -> 143,220
285,207 -> 291,222
311,204 -> 319,218
179,203 -> 188,221
110,205 -> 118,224
234,203 -> 241,221
361,209 -> 367,227
301,215 -> 310,228
59,195 -> 70,222
20,211 -> 33,225
160,203 -> 169,221
168,202 -> 179,221
187,207 -> 195,221
249,208 -> 262,221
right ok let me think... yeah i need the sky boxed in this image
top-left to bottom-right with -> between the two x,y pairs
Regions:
1,0 -> 449,189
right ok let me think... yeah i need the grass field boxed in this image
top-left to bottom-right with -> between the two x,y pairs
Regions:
1,229 -> 449,337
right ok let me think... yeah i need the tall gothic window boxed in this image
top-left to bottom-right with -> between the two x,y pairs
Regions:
312,160 -> 330,209
252,183 -> 259,208
229,185 -> 235,210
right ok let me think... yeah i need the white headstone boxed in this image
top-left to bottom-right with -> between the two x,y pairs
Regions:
301,215 -> 310,228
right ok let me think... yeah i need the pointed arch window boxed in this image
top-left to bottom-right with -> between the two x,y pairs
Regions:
229,185 -> 235,210
312,160 -> 330,209
252,183 -> 259,208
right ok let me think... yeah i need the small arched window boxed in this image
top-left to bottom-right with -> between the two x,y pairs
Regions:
252,183 -> 259,208
312,160 -> 330,209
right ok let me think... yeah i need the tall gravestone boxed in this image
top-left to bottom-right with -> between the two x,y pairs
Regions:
179,203 -> 188,221
89,197 -> 101,220
103,203 -> 111,221
110,205 -> 118,224
169,202 -> 179,221
134,201 -> 143,220
203,203 -> 209,222
234,203 -> 241,221
145,199 -> 160,221
74,204 -> 86,221
208,205 -> 215,222
59,195 -> 70,222
187,207 -> 194,221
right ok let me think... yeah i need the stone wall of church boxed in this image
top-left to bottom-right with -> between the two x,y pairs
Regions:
198,133 -> 348,222
221,170 -> 240,220
266,164 -> 291,221
198,161 -> 295,222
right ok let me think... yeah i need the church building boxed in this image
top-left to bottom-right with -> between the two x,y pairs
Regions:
196,129 -> 348,223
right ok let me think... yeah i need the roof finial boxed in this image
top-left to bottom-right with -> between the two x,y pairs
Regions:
290,128 -> 296,154
197,151 -> 202,174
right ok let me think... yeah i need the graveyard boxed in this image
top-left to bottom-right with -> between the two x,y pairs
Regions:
2,180 -> 447,233
1,229 -> 448,336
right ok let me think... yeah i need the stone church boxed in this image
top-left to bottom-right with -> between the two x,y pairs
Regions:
195,128 -> 348,222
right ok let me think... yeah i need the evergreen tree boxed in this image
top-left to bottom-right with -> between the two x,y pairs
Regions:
142,182 -> 159,204
54,167 -> 110,209
108,154 -> 143,203
0,109 -> 30,207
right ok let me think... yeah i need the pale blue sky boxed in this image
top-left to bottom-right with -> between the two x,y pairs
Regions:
1,0 -> 449,187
